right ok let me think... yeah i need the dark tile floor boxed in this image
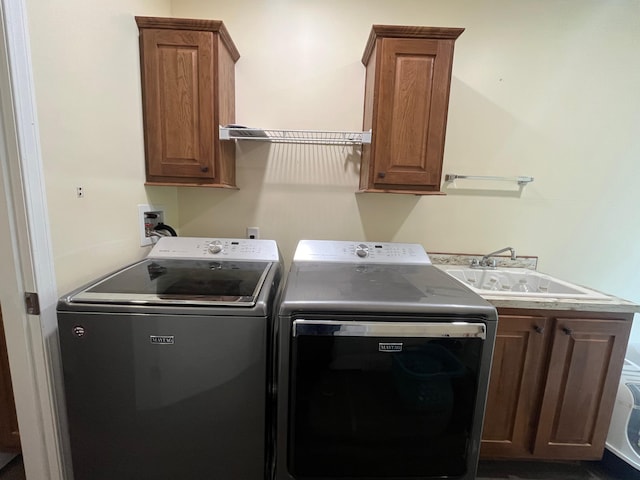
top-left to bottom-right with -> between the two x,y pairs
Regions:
0,455 -> 24,480
477,454 -> 640,480
479,461 -> 604,480
1,453 -> 638,479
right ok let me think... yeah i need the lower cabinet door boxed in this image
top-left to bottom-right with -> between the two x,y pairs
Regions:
533,318 -> 630,460
481,315 -> 548,458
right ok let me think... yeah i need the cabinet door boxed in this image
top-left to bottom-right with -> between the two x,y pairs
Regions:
372,37 -> 455,189
141,29 -> 215,181
534,318 -> 630,459
481,315 -> 549,458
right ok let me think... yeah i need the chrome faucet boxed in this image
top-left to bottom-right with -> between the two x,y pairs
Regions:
471,247 -> 516,268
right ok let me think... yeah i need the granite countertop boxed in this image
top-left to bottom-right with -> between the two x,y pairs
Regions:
431,253 -> 640,315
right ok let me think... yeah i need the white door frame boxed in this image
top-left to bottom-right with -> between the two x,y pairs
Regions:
0,0 -> 66,478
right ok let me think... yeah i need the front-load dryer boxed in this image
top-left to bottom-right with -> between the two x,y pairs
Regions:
273,240 -> 497,480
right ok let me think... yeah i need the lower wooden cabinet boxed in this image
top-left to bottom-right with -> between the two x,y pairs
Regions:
481,314 -> 549,457
481,308 -> 632,461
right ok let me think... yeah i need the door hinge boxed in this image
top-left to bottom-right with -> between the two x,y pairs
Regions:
24,292 -> 40,315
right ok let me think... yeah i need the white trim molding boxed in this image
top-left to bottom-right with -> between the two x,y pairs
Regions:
0,0 -> 67,478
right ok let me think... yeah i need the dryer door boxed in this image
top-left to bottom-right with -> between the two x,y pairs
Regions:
288,318 -> 488,479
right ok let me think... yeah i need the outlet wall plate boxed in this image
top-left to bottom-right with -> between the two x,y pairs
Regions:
246,226 -> 260,239
138,204 -> 165,246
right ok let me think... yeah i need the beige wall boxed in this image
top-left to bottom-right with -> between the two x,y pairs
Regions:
26,0 -> 176,294
173,1 -> 640,304
26,1 -> 640,333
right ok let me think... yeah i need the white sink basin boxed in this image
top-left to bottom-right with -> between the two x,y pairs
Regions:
440,267 -> 611,300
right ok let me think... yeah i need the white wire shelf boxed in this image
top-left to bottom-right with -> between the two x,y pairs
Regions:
219,126 -> 371,145
444,174 -> 534,186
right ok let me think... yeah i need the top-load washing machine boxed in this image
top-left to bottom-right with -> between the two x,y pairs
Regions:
273,240 -> 498,480
57,237 -> 282,480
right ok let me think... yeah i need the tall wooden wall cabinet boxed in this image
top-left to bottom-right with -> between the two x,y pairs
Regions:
135,17 -> 240,187
360,25 -> 463,194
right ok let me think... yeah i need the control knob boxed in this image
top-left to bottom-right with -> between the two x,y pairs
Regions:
208,241 -> 223,254
355,243 -> 369,258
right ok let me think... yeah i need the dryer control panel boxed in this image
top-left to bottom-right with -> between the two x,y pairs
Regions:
293,240 -> 431,264
148,237 -> 280,261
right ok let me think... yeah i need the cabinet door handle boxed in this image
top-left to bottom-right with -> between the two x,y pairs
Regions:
562,327 -> 573,336
534,325 -> 544,334
377,172 -> 386,178
200,166 -> 209,173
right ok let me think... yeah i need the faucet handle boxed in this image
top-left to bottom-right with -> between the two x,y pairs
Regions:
470,258 -> 480,267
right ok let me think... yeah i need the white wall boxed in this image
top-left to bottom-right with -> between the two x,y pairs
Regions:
25,0 -> 175,294
171,0 -> 640,327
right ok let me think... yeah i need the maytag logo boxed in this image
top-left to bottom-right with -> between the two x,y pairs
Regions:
379,342 -> 403,352
150,335 -> 174,345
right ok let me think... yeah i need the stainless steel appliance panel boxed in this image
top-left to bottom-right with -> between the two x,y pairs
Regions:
58,311 -> 267,480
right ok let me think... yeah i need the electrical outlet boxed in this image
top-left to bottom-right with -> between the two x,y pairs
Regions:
138,204 -> 165,246
246,227 -> 260,239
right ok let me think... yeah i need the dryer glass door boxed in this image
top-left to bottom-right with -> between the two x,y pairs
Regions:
289,318 -> 486,479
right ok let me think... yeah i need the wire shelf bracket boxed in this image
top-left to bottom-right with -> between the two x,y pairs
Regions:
220,126 -> 372,145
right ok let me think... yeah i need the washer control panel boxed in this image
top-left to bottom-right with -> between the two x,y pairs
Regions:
148,237 -> 280,261
293,240 -> 431,264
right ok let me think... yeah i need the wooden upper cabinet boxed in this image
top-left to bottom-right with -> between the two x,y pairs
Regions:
136,17 -> 239,187
360,25 -> 463,194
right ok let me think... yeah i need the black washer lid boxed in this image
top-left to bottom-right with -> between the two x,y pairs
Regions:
68,258 -> 273,307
